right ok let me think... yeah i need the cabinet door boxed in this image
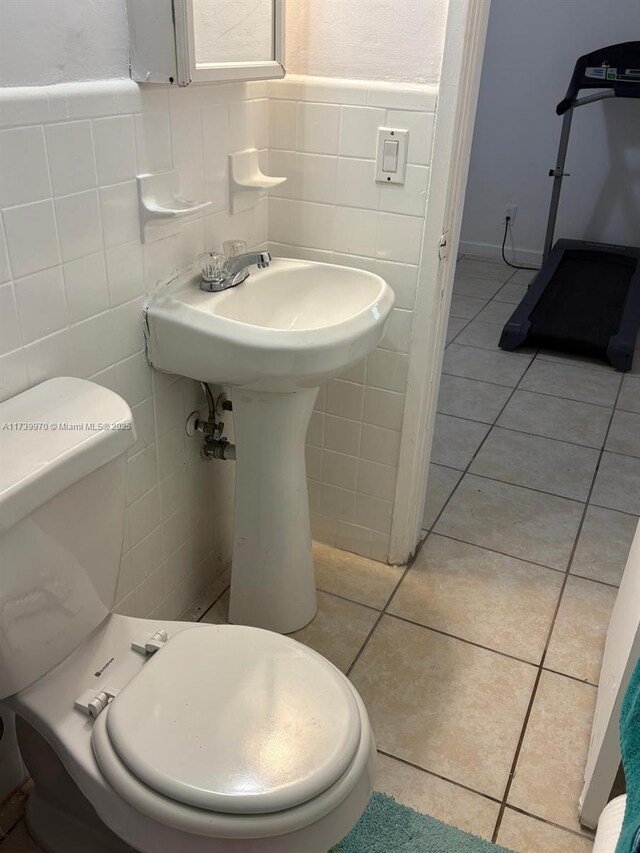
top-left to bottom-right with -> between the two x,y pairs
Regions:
128,0 -> 285,86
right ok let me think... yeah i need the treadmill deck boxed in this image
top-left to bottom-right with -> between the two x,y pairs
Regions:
500,239 -> 640,371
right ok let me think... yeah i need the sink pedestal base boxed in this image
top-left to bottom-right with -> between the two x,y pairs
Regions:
229,387 -> 318,634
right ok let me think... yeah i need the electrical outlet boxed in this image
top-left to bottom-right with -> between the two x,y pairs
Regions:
505,204 -> 517,224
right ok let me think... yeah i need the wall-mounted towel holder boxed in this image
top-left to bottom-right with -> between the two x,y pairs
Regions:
229,148 -> 286,214
137,170 -> 212,242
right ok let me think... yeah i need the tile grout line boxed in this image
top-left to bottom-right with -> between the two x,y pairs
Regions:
422,345 -> 544,544
439,382 -> 619,415
381,611 -> 542,668
429,464 -> 638,521
446,465 -> 592,505
197,583 -> 231,622
429,530 -> 628,588
490,373 -> 624,844
318,578 -> 612,677
499,803 -> 597,842
376,748 -> 503,805
440,361 -> 621,402
377,748 -> 596,842
345,556 -> 418,679
344,508 -> 444,678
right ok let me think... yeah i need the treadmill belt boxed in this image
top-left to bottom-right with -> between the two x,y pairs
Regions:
527,249 -> 636,357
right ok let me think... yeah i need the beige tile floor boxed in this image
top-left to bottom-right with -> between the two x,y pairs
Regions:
2,257 -> 639,852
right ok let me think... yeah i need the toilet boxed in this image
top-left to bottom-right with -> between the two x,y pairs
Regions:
0,377 -> 376,853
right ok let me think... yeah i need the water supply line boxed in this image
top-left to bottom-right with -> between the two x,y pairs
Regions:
185,382 -> 236,461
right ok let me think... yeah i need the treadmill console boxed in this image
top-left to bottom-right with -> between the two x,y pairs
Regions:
584,66 -> 640,83
557,41 -> 640,114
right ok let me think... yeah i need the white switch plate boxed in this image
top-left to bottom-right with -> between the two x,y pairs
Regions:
375,128 -> 408,185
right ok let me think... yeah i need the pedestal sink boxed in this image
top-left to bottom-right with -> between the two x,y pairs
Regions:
145,258 -> 395,633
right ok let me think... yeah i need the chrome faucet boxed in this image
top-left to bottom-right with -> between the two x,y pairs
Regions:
200,251 -> 272,292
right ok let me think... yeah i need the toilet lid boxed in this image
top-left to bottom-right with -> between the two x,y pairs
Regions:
102,625 -> 362,815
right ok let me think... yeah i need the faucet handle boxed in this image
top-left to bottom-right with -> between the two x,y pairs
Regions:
223,239 -> 247,259
199,251 -> 225,284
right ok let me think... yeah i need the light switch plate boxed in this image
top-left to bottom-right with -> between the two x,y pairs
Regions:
375,128 -> 408,185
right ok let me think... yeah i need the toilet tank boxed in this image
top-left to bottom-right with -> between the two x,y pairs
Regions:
0,378 -> 136,699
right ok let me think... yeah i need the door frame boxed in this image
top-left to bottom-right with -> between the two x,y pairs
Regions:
580,520 -> 640,827
389,0 -> 492,564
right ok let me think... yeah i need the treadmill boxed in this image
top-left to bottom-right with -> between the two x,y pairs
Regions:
499,42 -> 640,371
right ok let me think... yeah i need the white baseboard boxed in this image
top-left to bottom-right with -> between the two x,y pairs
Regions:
459,239 -> 543,267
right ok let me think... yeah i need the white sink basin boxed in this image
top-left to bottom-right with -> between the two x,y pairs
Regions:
145,258 -> 394,392
144,257 -> 395,635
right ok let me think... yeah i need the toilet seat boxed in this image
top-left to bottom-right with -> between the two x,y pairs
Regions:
91,625 -> 370,838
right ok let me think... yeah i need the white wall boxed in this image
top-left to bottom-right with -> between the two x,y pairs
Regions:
0,0 -> 449,89
0,0 -> 129,86
460,0 -> 640,263
285,0 -> 448,84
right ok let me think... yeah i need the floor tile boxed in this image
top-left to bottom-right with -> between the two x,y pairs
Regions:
545,576 -> 617,685
591,452 -> 640,516
469,428 -> 599,501
293,591 -> 378,671
430,414 -> 490,470
519,361 -> 621,407
435,475 -> 584,570
350,615 -> 537,799
494,283 -> 528,304
313,541 -> 403,609
446,315 -> 468,344
605,409 -> 640,457
1,820 -> 43,852
437,374 -> 512,424
454,318 -> 505,351
535,351 -> 616,374
571,505 -> 639,586
497,809 -> 594,852
497,390 -> 611,449
375,753 -> 500,840
508,671 -> 597,834
422,464 -> 462,529
618,374 -> 640,413
453,274 -> 504,300
474,300 -> 515,325
456,257 -> 512,282
450,294 -> 487,320
0,783 -> 31,838
202,589 -> 378,673
508,267 -> 539,286
443,344 -> 531,388
388,535 -> 563,663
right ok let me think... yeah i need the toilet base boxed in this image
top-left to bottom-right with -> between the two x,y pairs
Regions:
26,793 -> 137,853
17,715 -> 136,853
14,702 -> 375,853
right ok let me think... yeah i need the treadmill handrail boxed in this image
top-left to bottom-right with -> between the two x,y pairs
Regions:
544,43 -> 640,259
557,90 -> 616,115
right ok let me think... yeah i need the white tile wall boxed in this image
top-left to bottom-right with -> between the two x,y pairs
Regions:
0,78 -> 268,621
0,73 -> 438,605
267,75 -> 437,561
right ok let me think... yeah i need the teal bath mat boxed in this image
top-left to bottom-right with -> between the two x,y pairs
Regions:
333,792 -> 514,853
